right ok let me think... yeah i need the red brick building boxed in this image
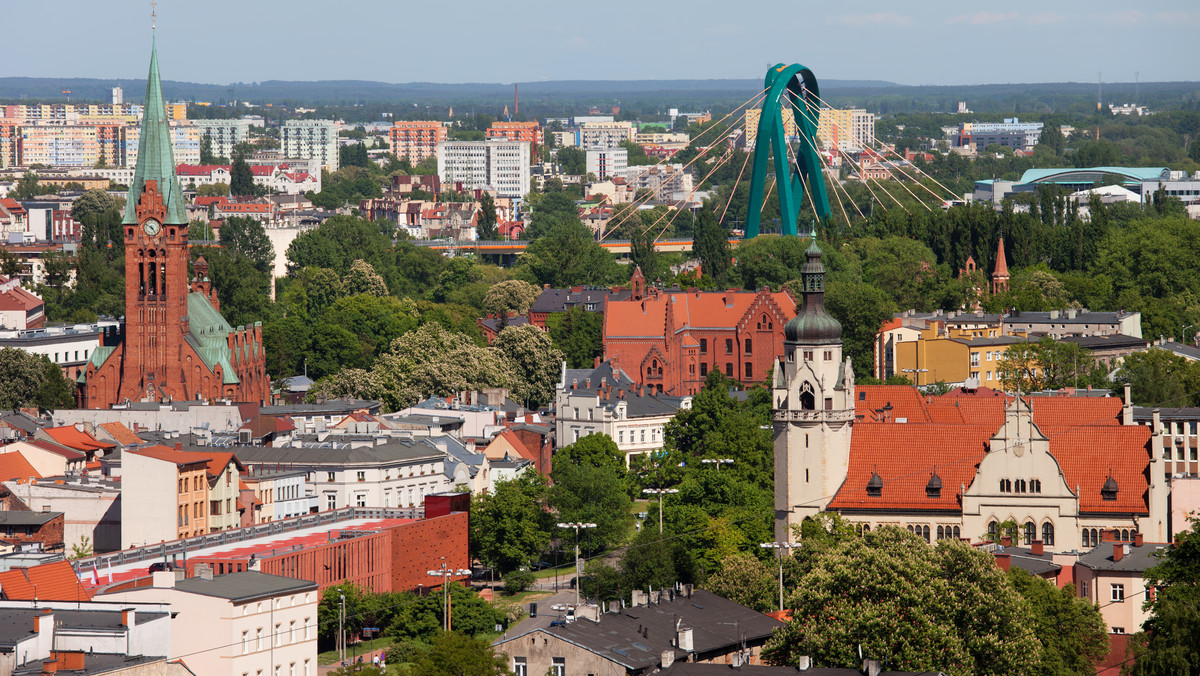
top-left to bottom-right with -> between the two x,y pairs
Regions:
77,41 -> 270,409
602,268 -> 798,396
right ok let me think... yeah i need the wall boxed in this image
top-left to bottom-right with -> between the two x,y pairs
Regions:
498,630 -> 625,676
53,405 -> 246,434
392,511 -> 469,593
120,453 -> 177,549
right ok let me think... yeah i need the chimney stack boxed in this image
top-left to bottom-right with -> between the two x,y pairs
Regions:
1000,536 -> 1011,547
1031,539 -> 1044,556
995,552 -> 1011,571
1134,532 -> 1144,546
1113,543 -> 1124,562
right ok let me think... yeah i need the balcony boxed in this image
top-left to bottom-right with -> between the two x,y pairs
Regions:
773,409 -> 855,423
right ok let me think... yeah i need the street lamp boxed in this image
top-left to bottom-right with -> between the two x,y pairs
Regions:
427,560 -> 472,632
557,522 -> 596,608
641,488 -> 678,534
701,458 -> 734,471
759,541 -> 801,612
901,367 -> 928,387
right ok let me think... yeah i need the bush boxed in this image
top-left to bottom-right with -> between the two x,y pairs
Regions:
503,570 -> 535,595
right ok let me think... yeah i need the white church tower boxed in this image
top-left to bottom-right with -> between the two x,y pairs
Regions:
772,237 -> 855,539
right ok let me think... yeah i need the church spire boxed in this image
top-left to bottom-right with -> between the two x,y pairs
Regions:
123,35 -> 188,226
991,236 -> 1010,294
784,234 -> 842,345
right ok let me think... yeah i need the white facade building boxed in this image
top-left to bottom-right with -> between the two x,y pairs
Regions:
577,121 -> 635,149
618,164 -> 693,201
282,120 -> 340,172
191,119 -> 253,161
436,139 -> 530,198
585,147 -> 628,180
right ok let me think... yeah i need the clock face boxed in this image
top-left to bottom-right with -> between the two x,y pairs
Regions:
143,218 -> 161,236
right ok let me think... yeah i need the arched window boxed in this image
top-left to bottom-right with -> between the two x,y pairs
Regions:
987,521 -> 998,540
1017,479 -> 1027,493
799,382 -> 815,411
953,526 -> 961,539
999,479 -> 1006,492
922,525 -> 930,543
907,525 -> 914,534
1031,479 -> 1042,493
863,524 -> 870,533
937,525 -> 945,540
1042,522 -> 1054,546
1024,521 -> 1036,545
1121,529 -> 1130,541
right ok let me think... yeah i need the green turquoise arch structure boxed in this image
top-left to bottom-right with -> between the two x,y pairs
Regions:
744,63 -> 830,238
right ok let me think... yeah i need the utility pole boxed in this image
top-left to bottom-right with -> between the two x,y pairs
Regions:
337,593 -> 345,665
557,522 -> 596,607
759,541 -> 801,612
641,489 -> 678,534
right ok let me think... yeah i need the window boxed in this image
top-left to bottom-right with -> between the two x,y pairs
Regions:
745,362 -> 753,379
357,471 -> 366,482
1111,584 -> 1125,602
275,623 -> 282,646
725,339 -> 733,354
326,494 -> 336,511
618,431 -> 624,444
824,350 -> 832,361
1081,580 -> 1089,598
289,620 -> 295,644
987,521 -> 998,540
551,658 -> 566,676
700,338 -> 707,353
305,618 -> 313,640
256,627 -> 264,651
1024,521 -> 1035,544
700,363 -> 708,376
243,630 -> 250,655
356,494 -> 367,507
327,472 -> 335,482
725,363 -> 733,376
1112,627 -> 1125,635
1042,521 -> 1054,546
513,657 -> 528,676
744,338 -> 752,354
803,349 -> 813,361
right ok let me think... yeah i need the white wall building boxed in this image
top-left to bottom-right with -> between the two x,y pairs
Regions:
0,321 -> 118,381
3,476 -> 122,552
191,119 -> 253,161
282,120 -> 340,172
585,147 -> 628,180
618,164 -> 693,201
437,139 -> 530,198
577,121 -> 635,149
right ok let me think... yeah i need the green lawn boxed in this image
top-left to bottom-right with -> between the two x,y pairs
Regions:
317,636 -> 393,666
532,564 -> 575,580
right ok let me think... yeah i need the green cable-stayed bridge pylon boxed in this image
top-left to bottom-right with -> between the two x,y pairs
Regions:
744,63 -> 830,238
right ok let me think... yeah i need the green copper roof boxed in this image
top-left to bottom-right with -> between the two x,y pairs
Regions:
186,292 -> 241,385
78,345 -> 118,383
123,36 -> 188,226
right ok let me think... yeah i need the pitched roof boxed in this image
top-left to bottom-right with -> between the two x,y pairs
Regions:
41,426 -> 115,453
604,289 -> 796,338
0,451 -> 40,481
97,421 -> 144,446
123,37 -> 188,226
0,561 -> 92,602
24,440 -> 85,461
127,445 -> 211,468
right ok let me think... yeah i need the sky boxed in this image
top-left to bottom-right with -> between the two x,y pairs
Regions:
5,1 -> 1199,86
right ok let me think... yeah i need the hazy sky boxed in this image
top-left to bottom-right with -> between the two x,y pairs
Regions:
6,1 -> 1199,85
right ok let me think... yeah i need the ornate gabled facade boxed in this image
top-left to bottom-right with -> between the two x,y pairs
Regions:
773,237 -> 1168,550
77,38 -> 269,409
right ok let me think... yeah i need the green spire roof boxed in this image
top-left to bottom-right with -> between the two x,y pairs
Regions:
123,36 -> 188,225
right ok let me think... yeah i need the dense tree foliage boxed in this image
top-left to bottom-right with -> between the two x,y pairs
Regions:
1125,519 -> 1200,675
469,469 -> 552,575
545,307 -> 602,369
0,348 -> 75,411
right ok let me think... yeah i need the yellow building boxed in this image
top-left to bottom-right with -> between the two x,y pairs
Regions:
744,107 -> 797,151
893,323 -> 1028,388
817,108 -> 875,151
165,102 -> 187,121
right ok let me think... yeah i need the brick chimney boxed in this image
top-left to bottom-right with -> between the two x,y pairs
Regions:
995,552 -> 1011,571
1113,543 -> 1124,562
1031,539 -> 1044,556
1101,529 -> 1117,543
1134,532 -> 1144,546
1000,536 -> 1011,547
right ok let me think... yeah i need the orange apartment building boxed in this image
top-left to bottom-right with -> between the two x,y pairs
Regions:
487,121 -> 540,155
389,121 -> 447,163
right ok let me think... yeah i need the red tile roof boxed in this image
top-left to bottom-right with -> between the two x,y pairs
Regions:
97,422 -> 144,446
0,198 -> 26,216
127,445 -> 210,468
605,289 -> 797,338
0,452 -> 40,481
175,164 -> 230,176
0,561 -> 92,601
0,275 -> 43,312
41,426 -> 115,453
25,440 -> 85,460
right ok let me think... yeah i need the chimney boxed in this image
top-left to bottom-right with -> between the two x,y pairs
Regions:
196,563 -> 214,580
121,608 -> 136,627
1031,539 -> 1044,556
577,604 -> 601,622
608,601 -> 619,614
631,589 -> 647,607
1134,532 -> 1144,546
995,552 -> 1011,571
1113,543 -> 1124,562
863,659 -> 882,676
1101,529 -> 1117,543
661,651 -> 675,668
1000,536 -> 1011,547
175,442 -> 183,451
33,609 -> 53,635
676,627 -> 694,652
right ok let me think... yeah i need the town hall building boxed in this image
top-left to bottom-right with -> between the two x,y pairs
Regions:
772,237 -> 1169,552
78,38 -> 270,408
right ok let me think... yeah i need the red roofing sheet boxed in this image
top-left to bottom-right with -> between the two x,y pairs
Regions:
0,451 -> 40,481
0,561 -> 92,601
42,426 -> 115,452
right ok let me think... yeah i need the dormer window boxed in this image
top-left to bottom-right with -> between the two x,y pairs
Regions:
866,471 -> 883,497
1101,474 -> 1118,501
926,471 -> 942,499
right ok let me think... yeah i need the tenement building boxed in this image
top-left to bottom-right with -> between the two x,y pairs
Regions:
773,237 -> 1169,551
77,38 -> 270,408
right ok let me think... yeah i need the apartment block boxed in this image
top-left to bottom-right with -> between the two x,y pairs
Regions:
437,139 -> 530,198
817,108 -> 876,152
389,121 -> 446,163
191,119 -> 252,160
585,147 -> 627,180
282,120 -> 339,172
577,121 -> 635,149
487,121 -> 540,154
121,446 -> 211,547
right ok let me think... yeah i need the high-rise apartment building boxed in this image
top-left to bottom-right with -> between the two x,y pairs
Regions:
577,121 -> 635,149
436,139 -> 530,198
192,119 -> 252,160
586,147 -> 627,180
817,108 -> 875,152
487,121 -> 540,154
282,120 -> 339,171
389,121 -> 447,163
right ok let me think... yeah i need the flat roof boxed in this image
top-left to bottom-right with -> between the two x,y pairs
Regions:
173,571 -> 316,602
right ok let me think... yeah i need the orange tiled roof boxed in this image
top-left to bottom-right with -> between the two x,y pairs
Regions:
26,440 -> 85,460
604,289 -> 797,338
97,421 -> 144,446
42,426 -> 115,453
1041,424 -> 1149,514
127,445 -> 210,467
0,561 -> 91,602
0,452 -> 40,481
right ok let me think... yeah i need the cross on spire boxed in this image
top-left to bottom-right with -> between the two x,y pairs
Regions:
151,0 -> 157,30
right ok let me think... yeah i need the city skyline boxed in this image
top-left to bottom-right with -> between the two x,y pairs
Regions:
3,1 -> 1198,87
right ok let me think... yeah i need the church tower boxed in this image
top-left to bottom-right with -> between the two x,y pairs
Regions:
772,237 -> 855,539
991,237 -> 1010,295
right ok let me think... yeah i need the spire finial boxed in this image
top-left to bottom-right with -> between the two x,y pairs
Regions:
151,0 -> 157,30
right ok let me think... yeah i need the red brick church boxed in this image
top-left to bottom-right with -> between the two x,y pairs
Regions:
78,38 -> 270,408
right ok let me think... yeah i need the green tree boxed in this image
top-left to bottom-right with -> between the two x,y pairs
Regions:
550,461 -> 632,554
494,324 -> 564,408
370,322 -> 515,411
1115,348 -> 1200,408
545,307 -> 602,369
342,259 -> 389,297
0,348 -> 50,409
70,189 -> 121,224
763,528 -> 1040,676
824,281 -> 893,380
0,248 -> 22,278
621,524 -> 679,591
693,208 -> 731,285
13,172 -> 42,199
555,146 -> 586,175
476,193 -> 499,241
34,355 -> 76,410
229,151 -> 254,197
411,631 -> 510,676
482,280 -> 540,319
217,216 -> 274,275
199,131 -> 217,164
705,552 -> 779,613
470,469 -> 552,575
1006,568 -> 1108,676
316,582 -> 382,644
629,228 -> 661,282
1125,519 -> 1200,675
520,219 -> 621,288
69,536 -> 94,560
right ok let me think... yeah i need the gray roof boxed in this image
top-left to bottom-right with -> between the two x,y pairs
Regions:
230,438 -> 444,468
260,399 -> 381,416
0,607 -> 168,648
0,511 -> 61,527
479,315 -> 530,333
996,545 -> 1061,577
15,654 -> 176,675
1133,406 -> 1200,422
661,665 -> 941,676
1004,310 -> 1136,325
497,590 -> 782,670
279,375 -> 314,392
1077,541 -> 1169,573
1159,341 -> 1200,360
0,412 -> 43,435
173,571 -> 316,603
561,361 -> 684,418
530,286 -> 631,314
1059,334 -> 1148,350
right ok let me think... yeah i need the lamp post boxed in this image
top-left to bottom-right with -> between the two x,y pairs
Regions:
557,522 -> 596,608
901,367 -> 928,387
641,488 -> 678,534
427,560 -> 472,632
701,458 -> 734,471
759,541 -> 801,612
